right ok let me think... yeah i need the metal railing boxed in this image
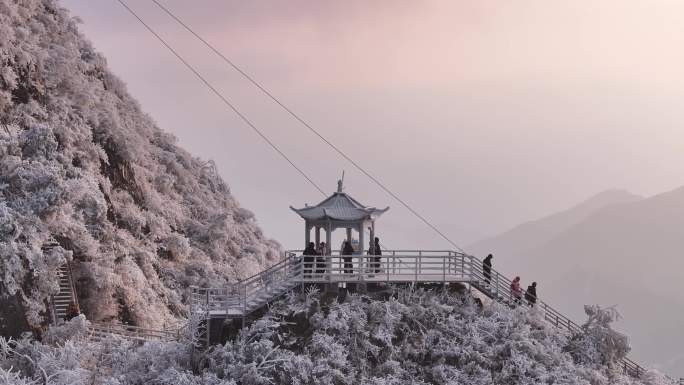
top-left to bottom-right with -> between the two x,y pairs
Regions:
190,253 -> 300,317
189,249 -> 675,380
88,322 -> 179,342
292,252 -> 470,284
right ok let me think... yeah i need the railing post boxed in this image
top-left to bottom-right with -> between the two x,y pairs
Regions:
495,271 -> 500,295
414,254 -> 419,283
418,251 -> 422,274
358,255 -> 363,282
392,251 -> 396,274
205,289 -> 210,311
386,256 -> 390,282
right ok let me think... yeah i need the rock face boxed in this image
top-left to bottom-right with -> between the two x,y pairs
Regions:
0,0 -> 280,331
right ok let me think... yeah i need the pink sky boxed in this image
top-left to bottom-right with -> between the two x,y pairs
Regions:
62,0 -> 684,248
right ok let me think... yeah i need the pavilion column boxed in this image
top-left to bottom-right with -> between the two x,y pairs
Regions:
315,226 -> 321,247
369,220 -> 375,255
346,228 -> 352,244
305,222 -> 311,248
358,222 -> 365,276
325,222 -> 332,255
358,222 -> 365,254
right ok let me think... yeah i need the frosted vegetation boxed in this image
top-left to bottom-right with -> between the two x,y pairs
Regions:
0,288 -> 673,385
0,0 -> 279,329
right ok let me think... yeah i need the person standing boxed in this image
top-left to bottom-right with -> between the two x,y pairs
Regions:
525,282 -> 537,306
303,242 -> 316,278
372,237 -> 382,273
510,276 -> 522,305
483,254 -> 493,285
342,241 -> 355,274
316,242 -> 327,277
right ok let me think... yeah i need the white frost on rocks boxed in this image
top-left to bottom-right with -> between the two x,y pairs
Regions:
0,0 -> 280,329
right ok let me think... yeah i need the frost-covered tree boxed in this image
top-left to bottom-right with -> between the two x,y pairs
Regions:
0,0 -> 280,331
565,305 -> 631,368
0,288 -> 676,385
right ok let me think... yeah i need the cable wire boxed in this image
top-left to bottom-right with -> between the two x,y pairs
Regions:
116,0 -> 394,252
149,0 -> 465,253
116,0 -> 326,197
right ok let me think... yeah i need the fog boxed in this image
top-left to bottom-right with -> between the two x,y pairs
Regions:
61,0 -> 684,251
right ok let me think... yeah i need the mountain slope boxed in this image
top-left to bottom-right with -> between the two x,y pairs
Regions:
0,0 -> 279,331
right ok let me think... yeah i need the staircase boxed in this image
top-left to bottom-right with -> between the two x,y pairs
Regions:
43,236 -> 78,324
191,249 -> 679,380
51,264 -> 78,322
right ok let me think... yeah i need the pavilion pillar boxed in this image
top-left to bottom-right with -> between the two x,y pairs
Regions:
305,222 -> 311,248
315,226 -> 321,247
358,222 -> 365,255
369,220 -> 375,255
346,228 -> 352,244
325,222 -> 332,255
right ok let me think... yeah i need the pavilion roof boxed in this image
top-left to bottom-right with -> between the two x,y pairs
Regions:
291,190 -> 389,222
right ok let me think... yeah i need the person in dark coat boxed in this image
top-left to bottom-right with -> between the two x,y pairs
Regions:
483,254 -> 493,285
525,282 -> 537,306
367,237 -> 382,274
342,241 -> 355,274
303,242 -> 316,278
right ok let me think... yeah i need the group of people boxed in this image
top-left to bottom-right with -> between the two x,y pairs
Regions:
482,253 -> 538,307
302,241 -> 327,278
301,237 -> 383,278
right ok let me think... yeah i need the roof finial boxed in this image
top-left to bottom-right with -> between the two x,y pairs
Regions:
337,171 -> 345,193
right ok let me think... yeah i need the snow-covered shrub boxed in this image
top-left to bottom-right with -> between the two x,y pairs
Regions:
566,305 -> 631,368
0,288 -> 676,385
42,315 -> 89,345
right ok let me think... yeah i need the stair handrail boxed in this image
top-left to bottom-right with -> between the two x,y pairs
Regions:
65,260 -> 79,309
88,321 -> 178,341
189,253 -> 301,315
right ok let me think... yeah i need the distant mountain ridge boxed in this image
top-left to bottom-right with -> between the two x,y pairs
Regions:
468,186 -> 684,377
468,189 -> 643,262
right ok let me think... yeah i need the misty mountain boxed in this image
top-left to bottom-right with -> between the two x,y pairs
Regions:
469,186 -> 684,376
468,189 -> 643,263
0,0 -> 279,332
